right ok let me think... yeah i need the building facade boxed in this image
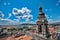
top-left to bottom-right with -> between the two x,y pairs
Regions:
36,6 -> 49,35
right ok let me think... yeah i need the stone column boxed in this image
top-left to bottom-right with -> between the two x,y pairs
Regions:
38,25 -> 42,33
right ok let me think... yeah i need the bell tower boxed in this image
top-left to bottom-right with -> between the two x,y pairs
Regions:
36,6 -> 49,35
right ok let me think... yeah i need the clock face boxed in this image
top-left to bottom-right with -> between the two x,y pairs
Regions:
42,19 -> 44,22
42,18 -> 45,22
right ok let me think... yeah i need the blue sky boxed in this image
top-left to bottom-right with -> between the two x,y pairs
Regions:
0,0 -> 60,23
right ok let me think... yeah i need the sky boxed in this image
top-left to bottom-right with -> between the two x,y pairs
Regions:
0,0 -> 60,24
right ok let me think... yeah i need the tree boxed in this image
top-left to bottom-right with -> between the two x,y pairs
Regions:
8,28 -> 16,31
17,28 -> 24,31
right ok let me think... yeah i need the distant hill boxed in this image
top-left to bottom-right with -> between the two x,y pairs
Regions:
0,19 -> 20,25
49,22 -> 60,26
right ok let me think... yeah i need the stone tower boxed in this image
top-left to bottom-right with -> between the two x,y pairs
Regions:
36,6 -> 48,34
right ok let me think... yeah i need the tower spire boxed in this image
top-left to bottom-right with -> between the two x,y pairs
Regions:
39,6 -> 42,14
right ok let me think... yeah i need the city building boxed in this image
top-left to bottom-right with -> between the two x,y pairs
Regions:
36,6 -> 49,35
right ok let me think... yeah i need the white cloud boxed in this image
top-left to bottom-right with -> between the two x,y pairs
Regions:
55,20 -> 60,23
45,14 -> 49,18
20,21 -> 36,24
48,19 -> 60,24
21,7 -> 31,14
2,18 -> 20,23
12,7 -> 31,15
22,15 -> 27,18
1,19 -> 13,22
7,13 -> 12,19
58,16 -> 60,19
45,14 -> 53,23
0,11 -> 19,24
13,19 -> 20,23
23,14 -> 33,19
48,19 -> 58,24
22,14 -> 33,21
45,14 -> 53,19
0,7 -> 33,24
30,21 -> 36,24
12,7 -> 33,22
0,19 -> 20,25
0,11 -> 4,18
2,14 -> 4,17
48,19 -> 54,23
12,8 -> 18,15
